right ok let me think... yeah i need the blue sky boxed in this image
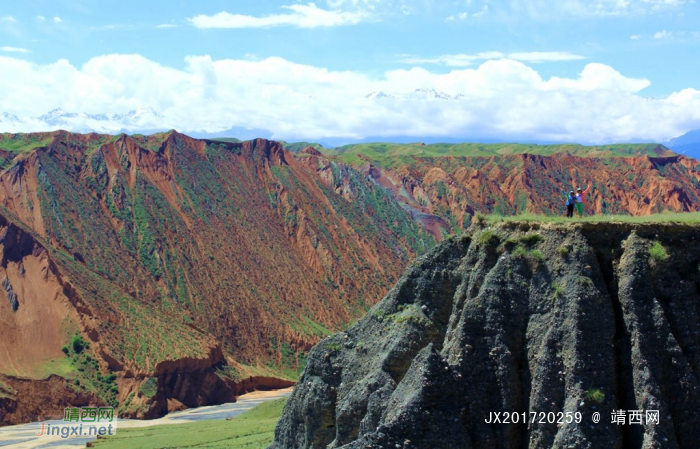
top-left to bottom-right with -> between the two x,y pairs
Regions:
1,0 -> 699,143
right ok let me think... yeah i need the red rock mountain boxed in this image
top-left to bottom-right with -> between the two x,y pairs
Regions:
334,152 -> 700,238
1,131 -> 699,425
0,131 -> 432,424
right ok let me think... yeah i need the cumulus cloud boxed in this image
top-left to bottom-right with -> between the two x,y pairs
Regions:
400,51 -> 585,67
653,30 -> 672,38
0,15 -> 17,23
53,16 -> 62,23
188,3 -> 368,29
0,46 -> 31,53
0,53 -> 699,144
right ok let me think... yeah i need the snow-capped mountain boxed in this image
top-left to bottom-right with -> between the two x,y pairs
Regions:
365,88 -> 465,101
365,91 -> 398,100
37,107 -> 163,128
0,107 -> 167,134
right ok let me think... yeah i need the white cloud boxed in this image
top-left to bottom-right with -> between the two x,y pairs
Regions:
506,0 -> 689,18
653,30 -> 672,38
37,15 -> 46,22
642,0 -> 689,7
0,15 -> 17,23
53,16 -> 62,23
446,12 -> 469,21
188,3 -> 368,29
156,24 -> 177,29
0,53 -> 698,144
630,34 -> 642,39
401,51 -> 585,67
473,4 -> 490,17
508,52 -> 586,62
0,46 -> 31,53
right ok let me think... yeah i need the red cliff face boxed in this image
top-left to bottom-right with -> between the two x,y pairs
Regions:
0,131 -> 432,424
337,153 -> 700,237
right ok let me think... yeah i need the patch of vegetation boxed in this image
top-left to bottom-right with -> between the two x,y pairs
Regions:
484,212 -> 700,225
40,357 -> 74,378
519,233 -> 544,247
649,241 -> 669,263
0,134 -> 53,153
214,365 -> 242,382
91,398 -> 288,449
556,245 -> 570,257
62,333 -> 118,407
586,388 -> 605,404
476,229 -> 500,247
334,142 -> 673,167
552,283 -> 564,298
0,379 -> 16,398
118,392 -> 136,415
502,232 -> 546,262
326,342 -> 342,352
577,276 -> 594,287
139,377 -> 158,399
72,334 -> 88,354
512,245 -> 528,258
372,304 -> 430,328
529,249 -> 545,262
474,212 -> 487,226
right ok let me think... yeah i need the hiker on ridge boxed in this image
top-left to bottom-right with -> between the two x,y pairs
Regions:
573,184 -> 591,217
562,190 -> 575,218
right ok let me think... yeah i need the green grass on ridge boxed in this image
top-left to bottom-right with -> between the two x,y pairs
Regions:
482,211 -> 700,225
334,142 -> 675,167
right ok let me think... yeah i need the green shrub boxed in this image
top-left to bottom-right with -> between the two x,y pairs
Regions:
498,237 -> 519,252
552,283 -> 564,298
586,388 -> 605,404
512,246 -> 528,258
577,276 -> 594,287
476,230 -> 500,247
519,233 -> 544,247
649,241 -> 668,263
556,245 -> 570,257
72,334 -> 88,354
530,249 -> 545,262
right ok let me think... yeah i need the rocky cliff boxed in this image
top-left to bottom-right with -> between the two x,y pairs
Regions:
270,222 -> 700,449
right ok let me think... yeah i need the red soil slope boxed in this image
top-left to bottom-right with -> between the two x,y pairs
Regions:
0,131 -> 431,424
342,153 -> 700,236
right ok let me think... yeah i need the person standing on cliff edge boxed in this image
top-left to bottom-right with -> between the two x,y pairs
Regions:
573,184 -> 591,217
562,190 -> 576,218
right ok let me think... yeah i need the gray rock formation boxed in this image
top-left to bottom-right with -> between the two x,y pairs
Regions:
270,222 -> 700,449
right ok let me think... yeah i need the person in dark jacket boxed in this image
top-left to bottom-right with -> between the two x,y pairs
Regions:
562,190 -> 575,218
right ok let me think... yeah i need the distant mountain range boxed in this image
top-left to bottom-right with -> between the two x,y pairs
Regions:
1,107 -> 699,159
666,129 -> 700,160
365,88 -> 465,101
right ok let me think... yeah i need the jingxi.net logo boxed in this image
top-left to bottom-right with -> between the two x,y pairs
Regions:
35,406 -> 118,439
